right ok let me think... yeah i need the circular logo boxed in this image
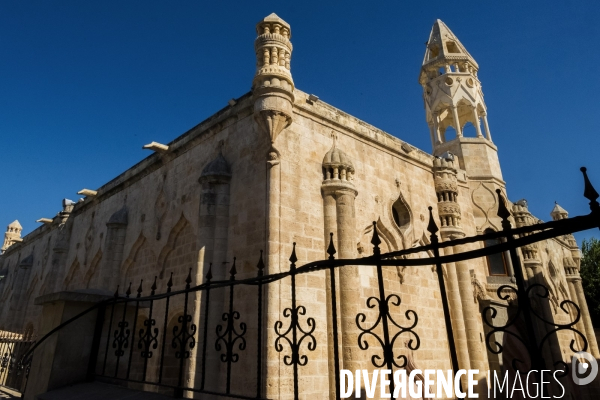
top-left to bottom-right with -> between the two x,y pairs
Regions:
572,351 -> 598,386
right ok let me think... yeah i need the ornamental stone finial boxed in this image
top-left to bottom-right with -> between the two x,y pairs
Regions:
253,13 -> 294,143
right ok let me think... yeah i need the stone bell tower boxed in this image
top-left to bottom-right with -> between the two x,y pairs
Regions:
252,13 -> 294,144
419,20 -> 502,186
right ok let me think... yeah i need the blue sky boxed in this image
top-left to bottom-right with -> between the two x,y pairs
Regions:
1,1 -> 599,245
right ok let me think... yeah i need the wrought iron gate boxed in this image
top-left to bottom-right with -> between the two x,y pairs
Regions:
0,330 -> 34,394
19,167 -> 600,399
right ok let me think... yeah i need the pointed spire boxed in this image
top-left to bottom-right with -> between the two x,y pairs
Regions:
423,20 -> 477,68
289,242 -> 298,268
167,272 -> 173,293
125,282 -> 132,298
114,285 -> 120,298
420,19 -> 495,152
427,206 -> 439,235
256,251 -> 265,277
230,257 -> 237,279
185,268 -> 192,289
151,276 -> 158,296
136,279 -> 143,298
327,232 -> 337,260
371,221 -> 381,256
7,220 -> 22,230
206,263 -> 213,282
550,202 -> 568,221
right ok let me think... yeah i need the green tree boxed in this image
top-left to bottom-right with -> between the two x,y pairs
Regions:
580,237 -> 600,327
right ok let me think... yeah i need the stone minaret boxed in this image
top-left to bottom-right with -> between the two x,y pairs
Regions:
252,14 -> 295,398
420,20 -> 502,185
253,13 -> 294,144
1,220 -> 23,252
433,155 -> 486,391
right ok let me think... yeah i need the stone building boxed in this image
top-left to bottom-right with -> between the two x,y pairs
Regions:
0,14 -> 597,399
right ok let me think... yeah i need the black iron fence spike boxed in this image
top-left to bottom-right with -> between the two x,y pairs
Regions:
426,206 -> 439,235
581,167 -> 600,211
125,282 -> 132,298
114,285 -> 119,298
185,268 -> 192,285
257,250 -> 265,276
230,257 -> 237,278
136,279 -> 143,298
371,221 -> 381,247
327,232 -> 336,260
167,272 -> 173,293
151,276 -> 157,296
206,263 -> 213,282
289,242 -> 298,265
496,189 -> 511,221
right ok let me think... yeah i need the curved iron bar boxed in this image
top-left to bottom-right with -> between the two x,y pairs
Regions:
355,222 -> 421,384
138,318 -> 159,358
215,311 -> 247,363
215,259 -> 247,367
138,277 -> 159,364
171,270 -> 197,361
113,320 -> 130,357
172,314 -> 196,359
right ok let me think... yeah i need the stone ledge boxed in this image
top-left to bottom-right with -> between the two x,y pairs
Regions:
34,290 -> 113,306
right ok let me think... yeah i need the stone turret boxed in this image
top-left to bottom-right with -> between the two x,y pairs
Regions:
549,203 -> 580,266
432,154 -> 462,239
550,202 -> 568,221
420,20 -> 502,187
1,220 -> 23,252
252,13 -> 294,143
420,20 -> 489,145
321,138 -> 355,186
512,200 -> 541,267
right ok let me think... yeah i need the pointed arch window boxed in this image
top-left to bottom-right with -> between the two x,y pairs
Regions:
391,196 -> 411,233
484,229 -> 507,276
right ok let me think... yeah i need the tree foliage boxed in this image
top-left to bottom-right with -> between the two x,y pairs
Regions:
580,237 -> 600,327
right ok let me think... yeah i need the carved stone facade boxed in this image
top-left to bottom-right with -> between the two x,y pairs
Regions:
0,15 -> 597,398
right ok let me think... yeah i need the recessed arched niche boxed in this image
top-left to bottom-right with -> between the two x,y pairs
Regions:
391,194 -> 411,235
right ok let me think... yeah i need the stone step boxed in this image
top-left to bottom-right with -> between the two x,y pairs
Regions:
36,382 -> 173,400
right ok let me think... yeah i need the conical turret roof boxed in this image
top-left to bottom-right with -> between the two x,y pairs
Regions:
422,20 -> 478,68
256,13 -> 291,36
7,220 -> 22,230
551,202 -> 568,218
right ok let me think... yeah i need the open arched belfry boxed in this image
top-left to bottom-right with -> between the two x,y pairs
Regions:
1,14 -> 598,399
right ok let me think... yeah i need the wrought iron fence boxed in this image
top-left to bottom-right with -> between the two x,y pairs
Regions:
18,167 -> 600,399
0,330 -> 35,394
